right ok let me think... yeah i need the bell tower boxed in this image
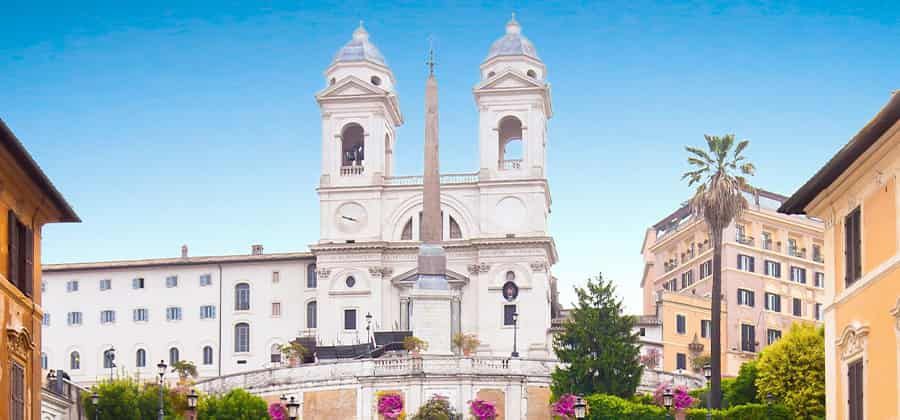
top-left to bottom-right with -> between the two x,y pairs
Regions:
474,15 -> 552,180
316,23 -> 403,187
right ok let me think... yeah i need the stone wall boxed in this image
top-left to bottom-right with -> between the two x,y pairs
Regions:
304,388 -> 357,420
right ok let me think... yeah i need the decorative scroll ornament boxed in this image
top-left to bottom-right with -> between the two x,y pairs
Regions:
6,327 -> 35,359
467,263 -> 491,275
530,262 -> 548,273
316,267 -> 332,279
836,324 -> 870,361
368,267 -> 394,278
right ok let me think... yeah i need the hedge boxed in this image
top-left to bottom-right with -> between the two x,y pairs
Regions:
586,394 -> 792,420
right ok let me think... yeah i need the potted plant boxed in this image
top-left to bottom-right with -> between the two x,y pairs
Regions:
170,360 -> 198,388
403,336 -> 428,356
410,395 -> 456,419
279,342 -> 308,367
452,333 -> 480,356
468,399 -> 497,420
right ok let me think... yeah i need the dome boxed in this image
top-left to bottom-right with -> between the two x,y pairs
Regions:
485,15 -> 540,61
333,23 -> 387,66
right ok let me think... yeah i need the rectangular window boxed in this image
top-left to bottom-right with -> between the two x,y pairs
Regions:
166,307 -> 182,321
762,231 -> 773,250
6,210 -> 34,298
67,312 -> 82,326
765,292 -> 781,312
100,310 -> 116,324
790,266 -> 807,284
344,309 -> 357,330
845,207 -> 862,286
42,313 -> 50,326
741,324 -> 756,352
271,302 -> 282,317
676,314 -> 686,334
66,280 -> 79,292
504,304 -> 517,326
848,359 -> 864,420
814,272 -> 825,288
99,279 -> 112,291
815,303 -> 823,321
767,328 -> 782,345
737,254 -> 755,272
681,270 -> 693,288
272,271 -> 280,283
10,360 -> 25,420
199,274 -> 212,286
133,308 -> 148,322
166,275 -> 178,288
639,327 -> 646,337
700,260 -> 712,279
813,244 -> 823,262
200,305 -> 216,319
307,265 -> 318,288
676,353 -> 687,370
669,279 -> 678,291
737,289 -> 755,307
793,298 -> 803,317
701,320 -> 711,339
132,277 -> 145,289
764,260 -> 781,278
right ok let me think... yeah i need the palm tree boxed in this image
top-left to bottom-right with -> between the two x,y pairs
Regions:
682,134 -> 755,409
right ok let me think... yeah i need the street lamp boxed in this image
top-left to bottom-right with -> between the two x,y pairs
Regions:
91,391 -> 100,420
186,389 -> 198,420
365,312 -> 374,348
286,396 -> 300,420
280,394 -> 288,405
573,395 -> 587,419
703,364 -> 712,420
511,312 -> 520,358
662,388 -> 674,419
156,360 -> 167,420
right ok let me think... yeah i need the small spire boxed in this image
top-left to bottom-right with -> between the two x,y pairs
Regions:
353,21 -> 369,41
506,13 -> 521,34
426,36 -> 437,76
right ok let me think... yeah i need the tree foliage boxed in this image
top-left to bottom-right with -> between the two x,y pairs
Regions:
83,378 -> 186,420
197,389 -> 268,420
552,273 -> 642,398
725,360 -> 759,407
755,324 -> 825,419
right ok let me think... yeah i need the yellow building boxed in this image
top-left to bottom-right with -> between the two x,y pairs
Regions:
780,92 -> 900,420
655,292 -> 728,374
1,119 -> 79,420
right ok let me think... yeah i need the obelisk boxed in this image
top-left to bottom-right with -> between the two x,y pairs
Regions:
411,46 -> 452,355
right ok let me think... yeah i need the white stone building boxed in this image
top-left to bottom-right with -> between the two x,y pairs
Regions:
41,17 -> 561,389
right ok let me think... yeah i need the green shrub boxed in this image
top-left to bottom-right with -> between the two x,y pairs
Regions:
197,388 -> 268,420
628,393 -> 655,406
684,403 -> 791,420
586,394 -> 666,420
83,378 -> 185,420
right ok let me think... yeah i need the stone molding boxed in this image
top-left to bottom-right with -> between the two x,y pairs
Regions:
529,262 -> 548,273
467,263 -> 491,275
6,327 -> 35,360
316,267 -> 332,279
368,267 -> 394,277
836,323 -> 870,361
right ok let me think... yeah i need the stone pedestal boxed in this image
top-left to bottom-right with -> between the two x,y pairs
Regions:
410,288 -> 453,355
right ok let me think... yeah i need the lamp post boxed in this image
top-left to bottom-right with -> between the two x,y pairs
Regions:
157,360 -> 167,420
287,396 -> 300,420
703,363 -> 712,420
91,391 -> 100,420
662,388 -> 674,419
365,312 -> 373,349
511,312 -> 519,358
573,395 -> 587,419
186,389 -> 198,420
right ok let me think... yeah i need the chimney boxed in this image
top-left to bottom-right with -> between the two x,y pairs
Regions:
251,244 -> 264,256
181,244 -> 189,258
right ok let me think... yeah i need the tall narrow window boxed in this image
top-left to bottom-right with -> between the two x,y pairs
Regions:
203,346 -> 214,365
235,283 -> 250,311
676,314 -> 686,334
793,298 -> 803,317
503,304 -> 517,326
136,349 -> 147,367
848,359 -> 863,420
449,216 -> 462,239
676,353 -> 687,370
498,116 -> 524,168
845,207 -> 862,286
701,320 -> 711,338
271,271 -> 280,283
270,344 -> 282,363
10,361 -> 25,420
307,264 -> 317,288
307,301 -> 317,329
43,313 -> 50,326
741,324 -> 756,352
764,260 -> 781,278
765,293 -> 781,312
41,352 -> 48,369
790,266 -> 807,284
815,303 -> 823,321
700,260 -> 712,279
766,329 -> 782,345
341,123 -> 365,167
6,210 -> 33,298
70,351 -> 81,370
737,254 -> 755,272
271,302 -> 282,317
401,218 -> 413,240
814,272 -> 825,288
234,323 -> 250,352
344,309 -> 357,330
737,289 -> 755,307
169,347 -> 180,365
681,271 -> 693,288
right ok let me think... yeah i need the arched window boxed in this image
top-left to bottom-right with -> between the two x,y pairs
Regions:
136,349 -> 146,367
270,344 -> 282,363
70,351 -> 80,370
341,124 -> 365,167
307,264 -> 317,288
41,352 -> 48,369
234,323 -> 250,353
203,346 -> 213,365
498,116 -> 523,168
449,216 -> 462,239
235,283 -> 250,311
401,218 -> 413,240
307,301 -> 317,329
169,347 -> 179,365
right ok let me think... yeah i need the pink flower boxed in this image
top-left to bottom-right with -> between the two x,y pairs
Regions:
551,394 -> 577,419
268,402 -> 286,420
653,382 -> 695,410
377,393 -> 404,419
469,399 -> 497,419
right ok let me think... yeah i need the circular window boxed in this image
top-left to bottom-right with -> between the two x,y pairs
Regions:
502,281 -> 519,302
526,69 -> 537,78
505,271 -> 516,281
487,71 -> 496,78
370,75 -> 382,86
345,276 -> 356,288
329,77 -> 336,85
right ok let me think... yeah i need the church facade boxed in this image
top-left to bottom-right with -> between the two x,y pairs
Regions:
41,17 -> 561,389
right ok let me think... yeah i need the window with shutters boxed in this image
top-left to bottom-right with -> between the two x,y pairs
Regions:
845,207 -> 862,286
790,266 -> 807,284
815,303 -> 823,321
133,308 -> 149,322
99,279 -> 112,291
6,210 -> 34,298
848,359 -> 863,420
741,324 -> 756,352
767,329 -> 782,345
67,312 -> 82,326
701,320 -> 711,338
42,313 -> 50,326
793,298 -> 803,317
10,360 -> 25,420
737,254 -> 755,272
234,323 -> 250,352
132,277 -> 145,289
676,353 -> 686,370
307,301 -> 317,328
681,270 -> 693,288
166,307 -> 182,321
675,314 -> 686,334
737,289 -> 755,307
699,260 -> 712,279
765,293 -> 781,312
271,302 -> 282,317
200,305 -> 216,320
66,280 -> 78,292
100,310 -> 116,324
764,260 -> 781,278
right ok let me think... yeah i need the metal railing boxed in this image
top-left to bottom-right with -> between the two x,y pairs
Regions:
736,235 -> 755,246
499,159 -> 522,170
384,173 -> 479,186
340,166 -> 364,176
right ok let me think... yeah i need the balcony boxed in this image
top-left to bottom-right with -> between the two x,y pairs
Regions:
499,159 -> 522,170
762,240 -> 781,252
736,235 -> 755,246
788,247 -> 806,259
341,166 -> 364,176
663,260 -> 679,273
813,253 -> 824,263
384,173 -> 479,186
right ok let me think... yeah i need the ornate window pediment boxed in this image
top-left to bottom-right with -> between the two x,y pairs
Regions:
6,327 -> 35,360
836,323 -> 870,361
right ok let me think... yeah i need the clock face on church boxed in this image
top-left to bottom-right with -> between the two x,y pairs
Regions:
336,202 -> 367,233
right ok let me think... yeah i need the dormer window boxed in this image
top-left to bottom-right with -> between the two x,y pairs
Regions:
487,71 -> 496,78
526,69 -> 537,78
370,75 -> 382,86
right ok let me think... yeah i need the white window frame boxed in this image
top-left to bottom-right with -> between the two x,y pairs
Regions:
133,308 -> 149,323
166,275 -> 178,288
271,301 -> 282,318
67,312 -> 83,326
166,306 -> 182,321
132,277 -> 145,289
66,280 -> 79,292
100,310 -> 116,325
99,279 -> 112,291
200,305 -> 216,320
200,274 -> 212,287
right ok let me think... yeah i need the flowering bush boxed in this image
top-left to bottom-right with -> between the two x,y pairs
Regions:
551,394 -> 576,419
653,382 -> 695,410
268,402 -> 286,420
377,392 -> 404,419
469,399 -> 497,419
410,395 -> 456,420
640,348 -> 661,369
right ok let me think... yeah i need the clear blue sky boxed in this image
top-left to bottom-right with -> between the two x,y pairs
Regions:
2,0 -> 898,313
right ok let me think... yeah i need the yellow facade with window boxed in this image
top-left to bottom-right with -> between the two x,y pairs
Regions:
781,93 -> 900,420
0,120 -> 79,420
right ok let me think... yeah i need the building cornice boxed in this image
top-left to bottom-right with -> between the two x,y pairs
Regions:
311,236 -> 559,265
43,252 -> 315,273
